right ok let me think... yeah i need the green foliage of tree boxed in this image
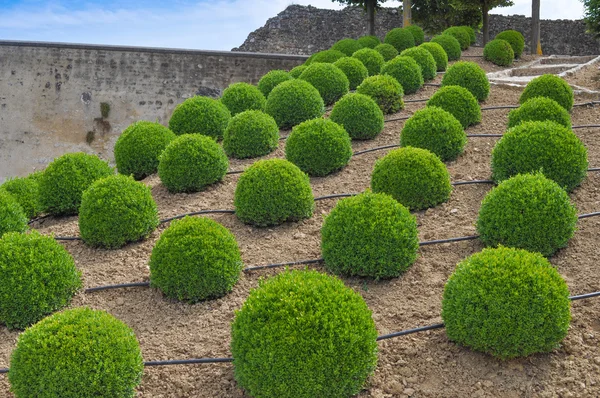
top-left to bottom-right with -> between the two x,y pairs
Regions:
582,0 -> 600,38
411,0 -> 482,34
451,0 -> 514,43
331,1 -> 391,35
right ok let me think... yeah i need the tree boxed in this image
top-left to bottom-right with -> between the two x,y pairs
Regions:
412,0 -> 482,34
453,0 -> 513,44
331,0 -> 390,35
582,0 -> 600,38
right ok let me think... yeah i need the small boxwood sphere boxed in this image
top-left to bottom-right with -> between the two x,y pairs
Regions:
352,48 -> 385,76
298,62 -> 349,105
150,216 -> 243,302
168,96 -> 231,139
330,93 -> 384,140
400,46 -> 437,80
372,147 -> 451,210
431,34 -> 462,61
158,134 -> 229,193
356,74 -> 404,114
289,64 -> 308,78
477,173 -> 578,256
223,110 -> 279,159
495,29 -> 525,58
9,307 -> 143,397
39,152 -> 113,216
484,39 -> 514,66
374,43 -> 398,61
381,56 -> 424,95
0,191 -> 28,238
0,174 -> 42,219
220,82 -> 267,116
427,85 -> 481,128
384,27 -> 416,53
331,38 -> 363,56
333,57 -> 369,90
519,74 -> 574,111
443,26 -> 470,50
231,269 -> 378,398
0,231 -> 81,329
306,49 -> 347,65
285,118 -> 352,176
441,61 -> 490,101
265,79 -> 325,129
405,25 -> 425,45
358,35 -> 381,48
491,121 -> 588,192
420,42 -> 448,71
442,247 -> 571,359
234,159 -> 314,226
461,26 -> 477,45
114,121 -> 176,180
257,70 -> 293,97
322,191 -> 419,278
508,97 -> 571,128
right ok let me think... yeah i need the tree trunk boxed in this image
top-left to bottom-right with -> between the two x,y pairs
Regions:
403,0 -> 412,27
531,0 -> 541,54
367,0 -> 376,36
482,1 -> 490,45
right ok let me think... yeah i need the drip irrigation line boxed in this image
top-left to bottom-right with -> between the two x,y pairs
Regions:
314,193 -> 358,201
462,55 -> 483,57
405,98 -> 429,103
226,170 -> 244,175
481,105 -> 519,110
352,144 -> 400,156
451,180 -> 494,186
588,167 -> 600,172
573,101 -> 600,108
424,83 -> 441,87
578,212 -> 600,219
419,235 -> 480,246
0,368 -> 6,374
467,134 -> 503,138
384,116 -> 410,123
144,358 -> 234,367
85,282 -> 150,293
377,323 -> 445,341
159,210 -> 236,224
27,214 -> 52,225
243,258 -> 324,272
54,236 -> 82,241
570,291 -> 600,301
573,124 -> 600,129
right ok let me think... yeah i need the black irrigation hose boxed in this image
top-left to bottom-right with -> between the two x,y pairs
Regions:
405,98 -> 429,103
451,180 -> 494,186
573,124 -> 600,129
573,101 -> 600,107
85,282 -> 150,293
419,235 -> 480,246
54,236 -> 82,241
243,258 -> 324,272
481,105 -> 519,110
159,210 -> 236,224
144,358 -> 234,367
424,83 -> 441,87
466,134 -> 503,138
377,323 -> 445,341
352,144 -> 400,156
578,212 -> 600,220
589,167 -> 600,172
462,55 -> 484,57
314,193 -> 358,201
384,116 -> 410,123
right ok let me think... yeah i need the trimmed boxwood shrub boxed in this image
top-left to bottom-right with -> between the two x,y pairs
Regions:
306,49 -> 347,65
0,231 -> 81,329
0,191 -> 28,238
356,74 -> 404,114
221,82 -> 267,116
508,97 -> 572,128
289,64 -> 308,78
9,307 -> 143,397
442,247 -> 571,359
0,174 -> 42,219
79,174 -> 159,249
352,48 -> 385,76
374,43 -> 398,61
330,93 -> 384,140
322,191 -> 419,278
234,159 -> 314,226
257,70 -> 293,97
443,26 -> 470,50
285,118 -> 352,176
519,74 -> 574,111
427,85 -> 481,128
265,79 -> 325,129
150,216 -> 243,302
358,35 -> 381,48
168,96 -> 231,139
477,173 -> 578,256
298,62 -> 349,105
371,147 -> 452,210
331,38 -> 363,56
231,269 -> 378,398
114,121 -> 176,180
384,27 -> 416,53
491,121 -> 588,192
333,57 -> 369,90
381,56 -> 424,95
420,42 -> 448,71
496,29 -> 525,58
158,134 -> 229,193
462,26 -> 477,44
223,110 -> 279,159
441,61 -> 490,101
400,46 -> 437,80
431,34 -> 462,61
484,39 -> 514,66
405,25 -> 425,45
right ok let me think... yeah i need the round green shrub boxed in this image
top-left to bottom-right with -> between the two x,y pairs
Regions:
461,26 -> 477,45
0,191 -> 28,238
357,35 -> 381,49
298,62 -> 349,105
381,55 -> 424,95
400,46 -> 437,80
220,82 -> 267,116
265,79 -> 325,129
158,134 -> 229,193
405,25 -> 425,45
431,34 -> 462,61
356,74 -> 404,114
384,27 -> 416,53
371,147 -> 452,210
322,191 -> 419,278
0,174 -> 42,219
150,216 -> 243,302
257,70 -> 293,97
441,61 -> 490,101
491,121 -> 588,192
168,96 -> 231,139
9,307 -> 143,397
223,110 -> 279,159
374,43 -> 398,61
483,39 -> 514,66
306,49 -> 347,65
420,42 -> 448,71
331,38 -> 363,56
427,85 -> 481,128
442,246 -> 571,359
234,159 -> 314,226
508,97 -> 572,129
114,121 -> 176,180
285,118 -> 352,176
477,173 -> 578,256
231,269 -> 378,398
289,64 -> 307,78
443,26 -> 470,50
495,29 -> 525,58
39,152 -> 113,216
333,57 -> 369,90
352,48 -> 385,76
0,231 -> 81,329
519,74 -> 574,111
330,93 -> 384,140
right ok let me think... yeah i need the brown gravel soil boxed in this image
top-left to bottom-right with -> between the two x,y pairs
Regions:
565,60 -> 600,91
1,49 -> 600,398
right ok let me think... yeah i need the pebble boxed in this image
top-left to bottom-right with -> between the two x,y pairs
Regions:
116,297 -> 125,306
293,232 -> 307,239
450,208 -> 458,214
594,356 -> 600,365
403,387 -> 415,396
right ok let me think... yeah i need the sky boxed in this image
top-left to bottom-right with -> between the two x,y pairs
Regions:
0,0 -> 587,51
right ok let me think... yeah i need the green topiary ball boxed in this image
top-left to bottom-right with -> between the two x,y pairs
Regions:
257,70 -> 293,97
420,42 -> 448,71
441,61 -> 490,101
150,216 -> 243,302
158,134 -> 229,193
333,57 -> 369,90
384,27 -> 416,53
0,231 -> 81,329
356,74 -> 404,114
443,26 -> 470,50
265,79 -> 325,129
234,159 -> 314,226
381,56 -> 424,95
330,93 -> 384,140
223,110 -> 279,159
285,118 -> 352,176
231,269 -> 378,398
519,74 -> 574,111
331,38 -> 363,56
508,97 -> 571,128
114,121 -> 176,180
484,39 -> 514,66
400,46 -> 437,80
168,96 -> 231,139
431,34 -> 462,61
491,121 -> 587,192
298,62 -> 349,105
371,147 -> 452,210
39,152 -> 113,216
427,85 -> 481,128
289,64 -> 308,78
405,25 -> 425,45
0,174 -> 42,219
357,35 -> 381,48
442,246 -> 571,359
374,43 -> 398,61
461,26 -> 477,45
0,191 -> 28,238
322,191 -> 419,278
9,307 -> 143,397
477,173 -> 578,256
495,29 -> 525,58
306,49 -> 347,65
352,48 -> 385,76
221,82 -> 267,116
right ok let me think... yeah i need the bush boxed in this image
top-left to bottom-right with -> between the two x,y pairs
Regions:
427,85 -> 481,128
484,39 -> 514,66
431,34 -> 462,61
306,49 -> 347,65
114,121 -> 176,180
265,79 -> 325,129
168,96 -> 231,139
158,134 -> 229,193
39,152 -> 113,216
405,25 -> 425,45
257,70 -> 293,97
223,110 -> 279,159
357,35 -> 381,48
231,269 -> 378,398
285,118 -> 352,176
356,74 -> 404,114
330,93 -> 384,140
443,26 -> 470,50
400,46 -> 437,80
352,48 -> 385,76
381,56 -> 424,95
331,38 -> 363,56
441,61 -> 490,101
221,82 -> 267,116
0,191 -> 28,238
322,191 -> 419,278
420,42 -> 448,71
298,63 -> 349,105
0,231 -> 81,329
508,97 -> 572,128
461,26 -> 477,45
9,307 -> 143,397
442,247 -> 571,359
374,43 -> 398,61
150,216 -> 243,302
0,174 -> 42,219
333,57 -> 369,90
519,74 -> 574,111
371,147 -> 452,210
289,64 -> 308,78
491,121 -> 587,192
495,29 -> 525,58
384,27 -> 416,53
234,159 -> 314,226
